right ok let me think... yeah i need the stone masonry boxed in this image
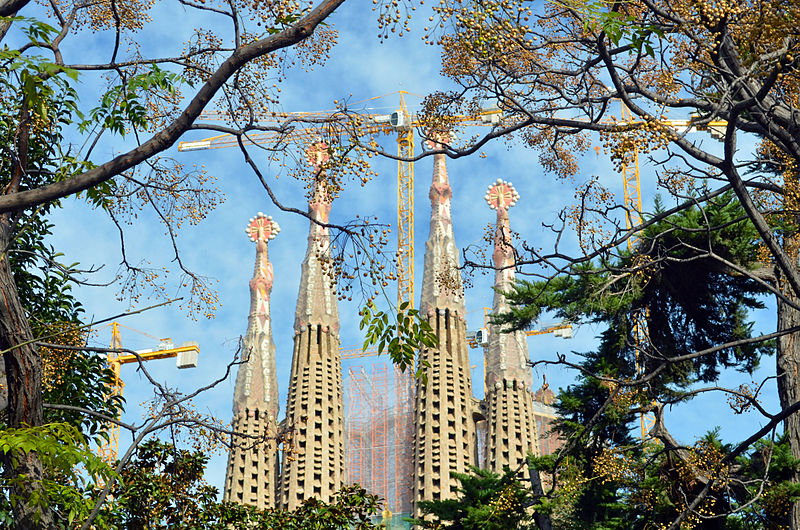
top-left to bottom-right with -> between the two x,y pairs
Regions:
412,146 -> 479,515
223,213 -> 282,508
482,180 -> 540,473
278,144 -> 346,510
222,148 -> 556,514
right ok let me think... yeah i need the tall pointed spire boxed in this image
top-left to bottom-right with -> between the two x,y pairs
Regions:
223,212 -> 281,509
481,180 -> 540,473
419,145 -> 466,319
484,179 -> 531,389
412,142 -> 478,516
279,142 -> 345,510
293,143 -> 339,335
235,213 -> 281,416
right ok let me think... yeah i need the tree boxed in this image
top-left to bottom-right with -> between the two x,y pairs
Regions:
0,422 -> 118,528
407,466 -> 536,530
419,0 -> 800,526
107,439 -> 383,529
0,56 -> 127,526
496,196 -> 784,527
0,0 -> 427,526
499,195 -> 771,392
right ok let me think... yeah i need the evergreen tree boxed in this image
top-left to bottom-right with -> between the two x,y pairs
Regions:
407,466 -> 536,530
497,194 -> 785,527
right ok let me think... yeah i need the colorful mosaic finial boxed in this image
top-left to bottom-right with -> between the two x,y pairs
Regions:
481,178 -> 538,477
424,130 -> 454,151
235,211 -> 280,415
246,212 -> 280,242
485,179 -> 520,211
305,141 -> 330,170
483,177 -> 532,391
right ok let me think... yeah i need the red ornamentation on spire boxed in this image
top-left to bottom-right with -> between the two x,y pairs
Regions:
233,212 -> 281,417
247,212 -> 280,243
484,180 -> 531,389
305,141 -> 330,170
485,178 -> 520,211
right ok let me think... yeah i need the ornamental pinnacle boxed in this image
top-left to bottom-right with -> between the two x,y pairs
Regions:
482,180 -> 540,474
278,141 -> 346,510
223,212 -> 281,509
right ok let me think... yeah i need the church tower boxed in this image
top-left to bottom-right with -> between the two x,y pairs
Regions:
482,179 -> 540,472
278,143 -> 346,509
223,212 -> 281,508
412,144 -> 478,514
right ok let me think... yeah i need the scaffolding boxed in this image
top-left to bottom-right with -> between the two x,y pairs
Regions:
344,361 -> 414,514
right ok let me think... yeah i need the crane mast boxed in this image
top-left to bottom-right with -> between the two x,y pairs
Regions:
618,103 -> 726,439
396,92 -> 415,308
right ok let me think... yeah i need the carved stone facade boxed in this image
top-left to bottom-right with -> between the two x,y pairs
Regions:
223,154 -> 557,514
412,150 -> 478,514
278,151 -> 346,510
279,323 -> 345,509
223,213 -> 281,508
484,380 -> 539,472
224,412 -> 280,508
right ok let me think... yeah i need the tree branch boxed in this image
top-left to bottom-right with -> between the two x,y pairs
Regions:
0,0 -> 347,214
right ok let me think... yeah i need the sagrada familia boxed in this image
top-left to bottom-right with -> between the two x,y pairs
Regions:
222,145 -> 557,517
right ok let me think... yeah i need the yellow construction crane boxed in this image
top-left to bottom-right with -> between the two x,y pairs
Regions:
617,107 -> 726,248
466,306 -> 573,348
617,103 -> 726,439
467,321 -> 573,348
180,95 -> 723,430
526,323 -> 573,338
341,346 -> 379,360
464,307 -> 572,395
618,103 -> 654,441
98,321 -> 200,464
178,91 -> 502,310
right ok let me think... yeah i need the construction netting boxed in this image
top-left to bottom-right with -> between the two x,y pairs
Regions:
343,361 -> 414,515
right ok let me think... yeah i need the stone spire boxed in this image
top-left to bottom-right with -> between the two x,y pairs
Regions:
292,144 -> 339,335
419,147 -> 466,319
223,212 -> 281,509
412,145 -> 478,516
484,179 -> 532,389
481,180 -> 540,473
279,142 -> 345,510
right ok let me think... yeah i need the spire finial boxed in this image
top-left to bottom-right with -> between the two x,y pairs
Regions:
305,141 -> 334,209
305,141 -> 330,170
485,179 -> 520,211
424,130 -> 454,151
233,211 -> 281,418
246,212 -> 280,243
419,134 -> 465,317
484,178 -> 532,390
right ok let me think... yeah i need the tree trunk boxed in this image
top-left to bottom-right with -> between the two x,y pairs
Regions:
777,280 -> 800,529
0,222 -> 54,529
528,463 -> 553,530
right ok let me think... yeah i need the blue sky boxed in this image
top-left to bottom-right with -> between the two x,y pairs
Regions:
20,0 -> 781,491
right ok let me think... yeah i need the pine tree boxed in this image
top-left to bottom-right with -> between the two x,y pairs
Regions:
497,194 -> 783,526
407,466 -> 536,530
